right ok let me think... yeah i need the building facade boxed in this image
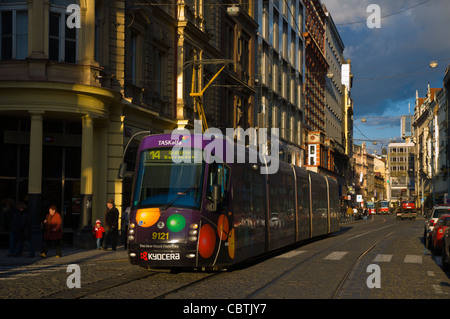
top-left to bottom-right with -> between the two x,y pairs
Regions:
429,88 -> 448,201
303,0 -> 327,134
254,0 -> 304,165
413,84 -> 445,208
323,4 -> 351,198
388,142 -> 415,204
0,0 -> 352,246
373,156 -> 387,201
0,0 -> 140,240
352,143 -> 376,205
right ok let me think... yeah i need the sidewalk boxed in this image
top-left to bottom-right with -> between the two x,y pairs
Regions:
0,246 -> 129,266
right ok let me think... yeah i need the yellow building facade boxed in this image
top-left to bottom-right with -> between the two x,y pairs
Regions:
0,0 -> 176,246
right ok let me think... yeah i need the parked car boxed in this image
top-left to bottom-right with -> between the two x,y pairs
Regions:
442,227 -> 450,272
424,205 -> 450,249
430,214 -> 450,254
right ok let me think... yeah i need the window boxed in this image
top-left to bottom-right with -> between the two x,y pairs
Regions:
153,49 -> 167,96
225,23 -> 234,62
262,1 -> 269,40
49,0 -> 77,63
130,32 -> 137,84
0,1 -> 27,60
94,1 -> 102,62
133,149 -> 204,209
308,144 -> 316,165
206,162 -> 230,204
238,32 -> 249,84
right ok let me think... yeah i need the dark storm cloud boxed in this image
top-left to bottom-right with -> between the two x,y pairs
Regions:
321,0 -> 450,117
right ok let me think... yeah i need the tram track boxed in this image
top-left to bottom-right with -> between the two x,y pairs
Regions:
41,217 -> 403,300
245,218 -> 399,299
330,231 -> 395,299
79,218 -> 400,299
42,265 -> 226,299
152,272 -> 222,299
43,268 -> 161,299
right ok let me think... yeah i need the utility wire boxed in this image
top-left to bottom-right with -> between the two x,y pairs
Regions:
335,0 -> 434,26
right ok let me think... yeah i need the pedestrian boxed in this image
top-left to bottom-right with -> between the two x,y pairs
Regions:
40,205 -> 63,258
102,199 -> 119,251
1,198 -> 15,232
346,206 -> 353,222
92,219 -> 105,250
7,201 -> 20,257
14,202 -> 35,257
363,208 -> 368,221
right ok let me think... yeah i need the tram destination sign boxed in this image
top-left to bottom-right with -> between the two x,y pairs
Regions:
143,148 -> 197,163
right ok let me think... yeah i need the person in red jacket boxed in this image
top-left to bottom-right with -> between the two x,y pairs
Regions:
40,205 -> 63,258
93,219 -> 105,250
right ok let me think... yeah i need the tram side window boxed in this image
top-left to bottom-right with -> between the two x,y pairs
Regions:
242,168 -> 264,216
206,163 -> 230,203
297,174 -> 309,214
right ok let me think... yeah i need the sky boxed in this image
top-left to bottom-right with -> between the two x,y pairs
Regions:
321,0 -> 450,154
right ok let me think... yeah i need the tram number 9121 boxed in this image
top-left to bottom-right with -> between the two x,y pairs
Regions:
152,232 -> 169,240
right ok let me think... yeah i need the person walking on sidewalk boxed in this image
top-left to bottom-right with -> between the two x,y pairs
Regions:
93,219 -> 105,250
14,202 -> 34,257
102,199 -> 119,251
40,205 -> 63,258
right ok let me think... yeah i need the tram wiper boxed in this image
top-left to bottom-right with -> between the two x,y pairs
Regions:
161,185 -> 196,212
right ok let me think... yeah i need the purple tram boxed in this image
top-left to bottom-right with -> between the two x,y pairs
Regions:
126,133 -> 339,270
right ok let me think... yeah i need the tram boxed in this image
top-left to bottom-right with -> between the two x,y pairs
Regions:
375,200 -> 389,215
125,133 -> 339,270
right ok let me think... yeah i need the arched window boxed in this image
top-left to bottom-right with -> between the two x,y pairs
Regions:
49,0 -> 77,63
0,0 -> 28,60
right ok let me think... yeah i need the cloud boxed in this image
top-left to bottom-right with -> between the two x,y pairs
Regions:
321,0 -> 450,118
358,115 -> 403,128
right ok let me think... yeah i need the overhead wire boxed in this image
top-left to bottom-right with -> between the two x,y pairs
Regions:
335,0 -> 434,26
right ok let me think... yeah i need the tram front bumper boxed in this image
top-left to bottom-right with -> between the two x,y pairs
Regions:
128,243 -> 198,267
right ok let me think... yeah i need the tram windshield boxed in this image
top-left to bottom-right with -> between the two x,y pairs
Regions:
132,148 -> 204,209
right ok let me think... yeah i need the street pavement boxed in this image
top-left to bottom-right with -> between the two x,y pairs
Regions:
0,244 -> 134,299
0,245 -> 129,267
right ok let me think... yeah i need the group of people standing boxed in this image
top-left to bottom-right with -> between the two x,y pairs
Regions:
342,205 -> 372,222
93,199 -> 129,251
7,198 -> 128,258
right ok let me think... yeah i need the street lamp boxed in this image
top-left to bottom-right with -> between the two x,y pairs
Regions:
429,61 -> 438,68
227,5 -> 240,16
